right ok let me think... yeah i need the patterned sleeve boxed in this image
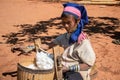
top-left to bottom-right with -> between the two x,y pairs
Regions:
77,39 -> 96,66
52,34 -> 64,46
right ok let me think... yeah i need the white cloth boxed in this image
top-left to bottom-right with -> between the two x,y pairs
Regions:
26,64 -> 38,70
35,51 -> 54,70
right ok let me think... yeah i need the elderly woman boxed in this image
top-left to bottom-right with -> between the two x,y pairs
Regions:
45,2 -> 96,80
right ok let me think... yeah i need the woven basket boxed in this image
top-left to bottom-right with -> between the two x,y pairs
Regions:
17,58 -> 54,80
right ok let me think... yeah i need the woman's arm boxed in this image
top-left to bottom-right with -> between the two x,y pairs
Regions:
79,63 -> 91,71
41,42 -> 57,50
62,63 -> 91,72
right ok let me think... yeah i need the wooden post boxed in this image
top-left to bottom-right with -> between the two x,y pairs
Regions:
34,38 -> 41,52
53,45 -> 63,80
91,0 -> 115,1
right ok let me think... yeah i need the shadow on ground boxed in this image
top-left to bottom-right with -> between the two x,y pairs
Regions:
85,17 -> 120,40
2,71 -> 17,77
2,16 -> 120,45
2,17 -> 62,45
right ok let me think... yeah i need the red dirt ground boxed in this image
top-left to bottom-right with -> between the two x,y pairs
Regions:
0,0 -> 120,80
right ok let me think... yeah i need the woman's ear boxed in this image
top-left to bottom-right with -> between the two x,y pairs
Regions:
77,18 -> 80,24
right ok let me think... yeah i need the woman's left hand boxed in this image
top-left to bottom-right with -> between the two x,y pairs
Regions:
62,66 -> 69,72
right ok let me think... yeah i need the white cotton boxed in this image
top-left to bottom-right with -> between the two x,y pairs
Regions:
35,51 -> 54,70
25,64 -> 38,70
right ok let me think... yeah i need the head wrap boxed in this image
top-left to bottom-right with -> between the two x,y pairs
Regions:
62,2 -> 89,44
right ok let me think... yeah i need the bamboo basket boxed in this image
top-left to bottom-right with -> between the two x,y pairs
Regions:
17,38 -> 63,80
17,58 -> 54,80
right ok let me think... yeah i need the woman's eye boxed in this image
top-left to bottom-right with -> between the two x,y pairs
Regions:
62,22 -> 65,25
62,21 -> 71,26
67,21 -> 70,24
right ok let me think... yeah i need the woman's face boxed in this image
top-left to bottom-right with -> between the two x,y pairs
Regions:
61,15 -> 79,33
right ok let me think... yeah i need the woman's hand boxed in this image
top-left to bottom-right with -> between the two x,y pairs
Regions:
62,66 -> 69,72
80,63 -> 91,71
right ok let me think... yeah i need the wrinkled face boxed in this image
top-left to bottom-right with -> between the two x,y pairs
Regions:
61,15 -> 79,33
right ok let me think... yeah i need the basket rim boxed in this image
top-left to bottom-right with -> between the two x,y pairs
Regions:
17,63 -> 54,74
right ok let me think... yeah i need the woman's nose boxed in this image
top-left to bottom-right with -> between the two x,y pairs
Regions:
64,24 -> 69,28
